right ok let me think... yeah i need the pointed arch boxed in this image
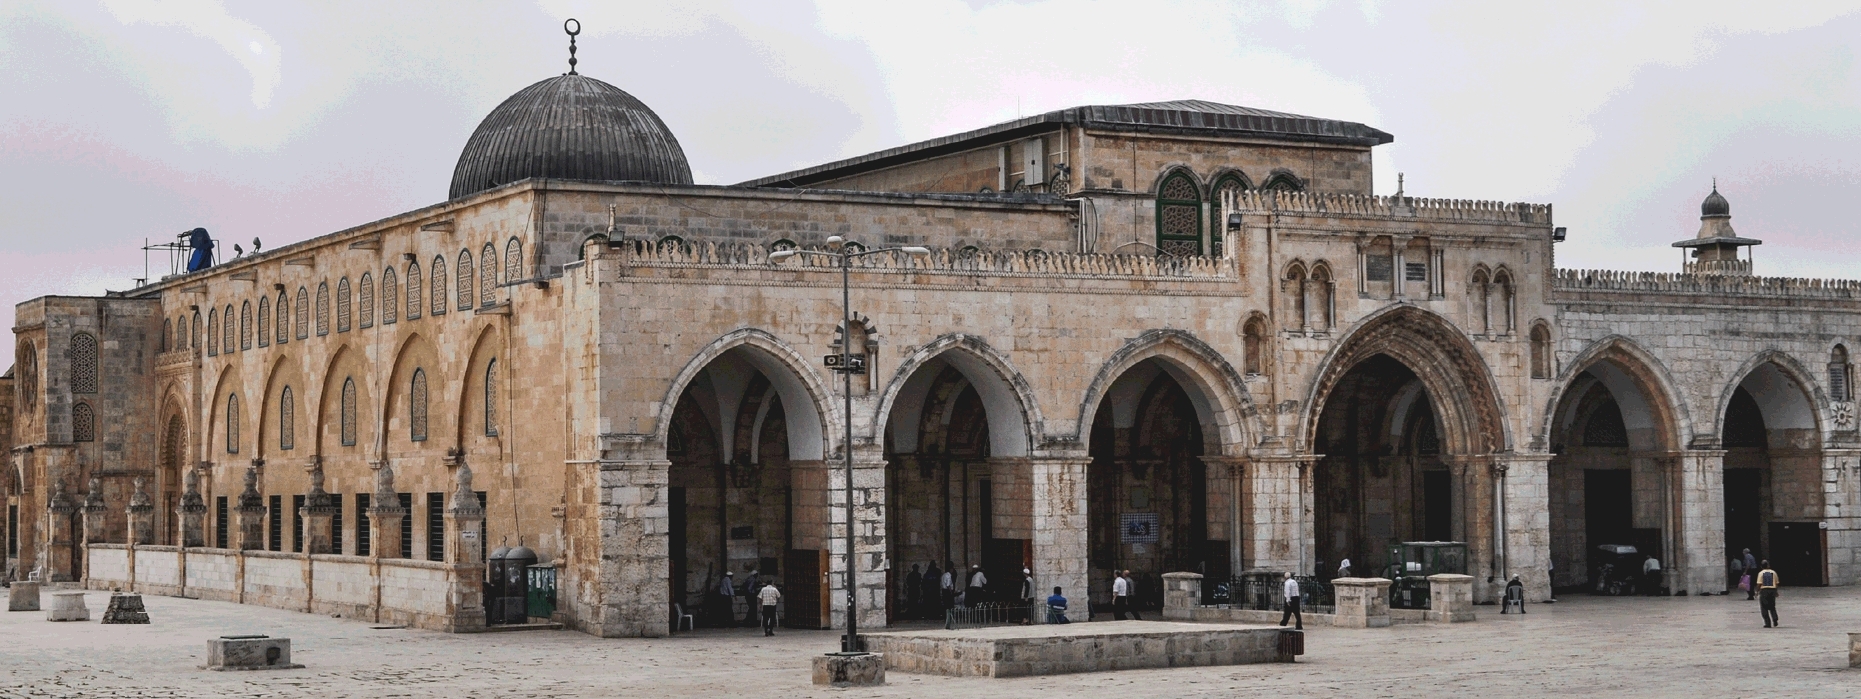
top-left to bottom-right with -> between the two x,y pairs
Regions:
314,343 -> 373,453
222,304 -> 235,352
1831,344 -> 1854,403
257,295 -> 271,348
1074,329 -> 1258,455
336,277 -> 352,332
405,260 -> 422,320
1714,350 -> 1824,439
430,255 -> 448,317
1259,168 -> 1306,192
456,249 -> 475,311
1492,267 -> 1516,334
454,324 -> 505,445
382,332 -> 442,450
480,243 -> 498,307
505,237 -> 524,281
876,333 -> 1042,458
1304,305 -> 1509,455
295,287 -> 310,340
1538,335 -> 1690,452
358,272 -> 375,329
657,328 -> 834,461
1154,167 -> 1203,257
381,266 -> 399,325
274,290 -> 290,344
239,301 -> 253,350
316,282 -> 331,336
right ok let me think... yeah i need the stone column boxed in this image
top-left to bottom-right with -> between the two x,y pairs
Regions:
1672,450 -> 1728,595
1823,449 -> 1861,585
1495,454 -> 1553,602
178,467 -> 208,548
82,475 -> 108,546
1202,456 -> 1244,579
44,479 -> 78,582
595,458 -> 670,638
1030,456 -> 1090,610
443,460 -> 486,632
824,449 -> 887,631
234,462 -> 266,551
128,477 -> 156,546
300,460 -> 335,555
1240,455 -> 1315,573
1332,577 -> 1393,627
367,463 -> 406,559
1391,235 -> 1410,300
1161,571 -> 1202,620
1445,454 -> 1497,602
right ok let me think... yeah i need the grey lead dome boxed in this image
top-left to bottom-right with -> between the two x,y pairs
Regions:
449,74 -> 692,200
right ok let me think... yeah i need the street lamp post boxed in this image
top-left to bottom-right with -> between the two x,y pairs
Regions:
770,236 -> 929,654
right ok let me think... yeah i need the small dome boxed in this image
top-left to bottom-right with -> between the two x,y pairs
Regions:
449,74 -> 692,200
1701,186 -> 1730,217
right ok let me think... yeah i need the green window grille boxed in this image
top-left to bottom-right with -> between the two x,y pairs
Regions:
1155,172 -> 1202,257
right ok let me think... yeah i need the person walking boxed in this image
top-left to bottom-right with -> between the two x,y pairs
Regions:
1112,570 -> 1132,620
1046,586 -> 1071,624
757,580 -> 782,636
1018,568 -> 1036,624
1742,548 -> 1759,600
940,563 -> 956,612
1279,572 -> 1304,630
1756,561 -> 1781,628
967,565 -> 989,608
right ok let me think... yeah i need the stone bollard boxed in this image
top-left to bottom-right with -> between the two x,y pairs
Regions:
206,636 -> 302,671
1162,572 -> 1203,620
46,591 -> 90,622
1331,577 -> 1393,628
1427,574 -> 1476,623
1849,633 -> 1861,668
812,652 -> 885,687
8,582 -> 41,612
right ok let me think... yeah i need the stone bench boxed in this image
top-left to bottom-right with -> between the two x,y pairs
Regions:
206,636 -> 303,671
7,582 -> 40,612
47,591 -> 89,622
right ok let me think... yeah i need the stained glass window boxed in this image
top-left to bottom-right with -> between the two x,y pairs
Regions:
279,386 -> 295,451
257,297 -> 270,348
275,290 -> 290,344
358,273 -> 374,329
336,277 -> 352,332
480,243 -> 497,307
410,368 -> 428,442
485,358 -> 498,437
226,393 -> 240,454
1155,171 -> 1202,257
162,319 -> 172,352
405,262 -> 422,320
457,250 -> 474,311
316,282 -> 331,336
341,377 -> 357,446
240,301 -> 252,350
68,332 -> 98,394
207,308 -> 217,356
382,267 -> 399,324
72,402 -> 94,442
505,238 -> 523,281
223,304 -> 236,352
295,287 -> 310,340
430,256 -> 447,316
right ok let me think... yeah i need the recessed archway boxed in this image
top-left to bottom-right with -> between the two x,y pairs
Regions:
1719,356 -> 1825,589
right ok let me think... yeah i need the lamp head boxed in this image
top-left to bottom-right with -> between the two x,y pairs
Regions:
768,249 -> 799,262
825,235 -> 845,250
901,246 -> 931,257
1227,212 -> 1244,231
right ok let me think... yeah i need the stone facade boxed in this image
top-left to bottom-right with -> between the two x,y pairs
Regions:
7,81 -> 1860,640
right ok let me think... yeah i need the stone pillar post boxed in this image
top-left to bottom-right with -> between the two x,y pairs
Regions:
367,462 -> 406,559
1161,571 -> 1202,620
1201,456 -> 1244,579
824,449 -> 887,631
44,479 -> 78,582
1240,455 -> 1315,573
443,458 -> 486,632
1427,573 -> 1475,622
595,457 -> 670,637
1331,577 -> 1393,627
1672,450 -> 1728,595
1494,453 -> 1553,602
1823,449 -> 1861,585
128,477 -> 156,546
300,460 -> 335,555
178,467 -> 208,548
234,462 -> 266,551
1445,454 -> 1497,602
1030,456 -> 1090,611
82,475 -> 108,546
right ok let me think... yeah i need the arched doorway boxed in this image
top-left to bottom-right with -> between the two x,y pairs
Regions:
881,344 -> 1033,623
1545,347 -> 1681,595
1311,356 -> 1452,580
1721,361 -> 1824,588
1086,360 -> 1212,612
664,344 -> 825,629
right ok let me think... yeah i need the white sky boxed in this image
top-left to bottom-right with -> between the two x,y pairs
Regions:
4,0 -> 1861,341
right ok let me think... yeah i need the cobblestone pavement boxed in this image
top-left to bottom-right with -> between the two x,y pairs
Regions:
2,587 -> 1858,698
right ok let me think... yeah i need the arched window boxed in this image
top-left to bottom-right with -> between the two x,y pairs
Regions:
1284,263 -> 1308,331
1493,270 -> 1516,334
1833,345 -> 1855,403
226,393 -> 241,454
405,261 -> 422,320
295,287 -> 310,340
381,267 -> 399,324
257,296 -> 270,348
505,238 -> 524,280
279,386 -> 295,451
1209,173 -> 1250,258
315,282 -> 331,336
358,273 -> 375,328
1530,323 -> 1553,379
1471,268 -> 1492,335
69,332 -> 98,394
336,277 -> 352,332
72,402 -> 95,442
430,256 -> 448,316
1310,263 -> 1334,330
17,342 -> 37,410
341,377 -> 358,447
485,358 -> 499,437
1261,170 -> 1306,192
410,368 -> 428,442
1242,316 -> 1266,375
275,290 -> 289,345
480,243 -> 498,307
222,304 -> 235,352
1154,171 -> 1202,257
240,301 -> 252,350
191,311 -> 201,353
457,250 -> 474,311
162,318 -> 172,352
207,308 -> 218,356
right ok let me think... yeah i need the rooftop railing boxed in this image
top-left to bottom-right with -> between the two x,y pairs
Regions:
1226,190 -> 1553,224
1554,268 -> 1861,300
610,239 -> 1233,279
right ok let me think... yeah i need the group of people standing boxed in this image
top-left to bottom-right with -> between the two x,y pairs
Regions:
901,562 -> 1018,619
712,568 -> 783,636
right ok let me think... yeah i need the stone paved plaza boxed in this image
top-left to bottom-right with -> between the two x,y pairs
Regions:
2,588 -> 1858,697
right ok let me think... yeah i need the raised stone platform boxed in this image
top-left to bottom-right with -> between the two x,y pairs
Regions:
864,621 -> 1295,677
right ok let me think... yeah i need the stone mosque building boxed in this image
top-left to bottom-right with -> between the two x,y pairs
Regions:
3,41 -> 1858,637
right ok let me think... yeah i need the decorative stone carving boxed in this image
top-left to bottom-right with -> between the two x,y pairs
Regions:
235,463 -> 266,550
128,476 -> 156,545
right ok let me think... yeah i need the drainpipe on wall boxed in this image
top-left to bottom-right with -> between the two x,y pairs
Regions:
1494,461 -> 1507,586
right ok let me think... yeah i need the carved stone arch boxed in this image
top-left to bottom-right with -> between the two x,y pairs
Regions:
1207,168 -> 1254,193
383,332 -> 444,451
1260,168 -> 1306,192
1075,329 -> 1259,456
313,343 -> 374,456
657,328 -> 835,461
453,323 -> 505,446
258,352 -> 307,457
1303,305 -> 1509,455
1537,335 -> 1691,452
205,363 -> 247,459
1148,165 -> 1207,196
875,333 -> 1043,458
1283,260 -> 1308,279
1712,350 -> 1825,441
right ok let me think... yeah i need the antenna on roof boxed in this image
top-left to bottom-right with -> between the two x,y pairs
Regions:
564,18 -> 581,75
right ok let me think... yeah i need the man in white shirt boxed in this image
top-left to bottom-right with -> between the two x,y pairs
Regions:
967,566 -> 988,608
1279,572 -> 1303,630
1642,555 -> 1662,596
757,581 -> 781,636
1113,570 -> 1138,620
940,565 -> 956,611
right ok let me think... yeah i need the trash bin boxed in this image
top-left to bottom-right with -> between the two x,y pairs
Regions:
526,563 -> 557,622
485,545 -> 511,625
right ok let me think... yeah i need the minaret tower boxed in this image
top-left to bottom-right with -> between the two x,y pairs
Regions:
1672,182 -> 1761,275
